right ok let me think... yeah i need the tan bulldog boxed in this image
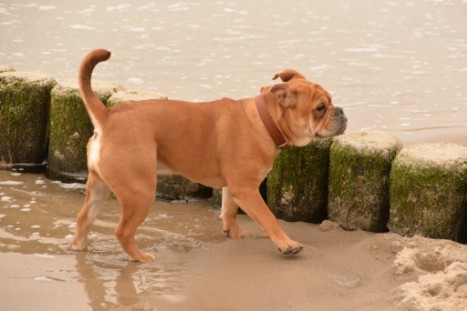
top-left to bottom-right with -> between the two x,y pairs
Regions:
71,49 -> 347,262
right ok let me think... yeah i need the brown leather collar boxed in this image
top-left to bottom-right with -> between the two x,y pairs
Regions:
255,95 -> 290,150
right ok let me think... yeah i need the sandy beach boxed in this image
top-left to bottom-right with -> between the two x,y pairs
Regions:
0,171 -> 466,311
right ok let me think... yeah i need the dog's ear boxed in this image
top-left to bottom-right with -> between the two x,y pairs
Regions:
273,69 -> 306,82
270,83 -> 297,108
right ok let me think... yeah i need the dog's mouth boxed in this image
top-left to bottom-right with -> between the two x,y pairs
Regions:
339,119 -> 348,134
330,106 -> 348,136
314,114 -> 347,139
314,131 -> 324,139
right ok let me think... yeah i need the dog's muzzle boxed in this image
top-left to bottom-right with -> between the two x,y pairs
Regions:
333,106 -> 348,134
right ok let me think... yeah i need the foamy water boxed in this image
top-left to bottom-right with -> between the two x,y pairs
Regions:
0,0 -> 466,144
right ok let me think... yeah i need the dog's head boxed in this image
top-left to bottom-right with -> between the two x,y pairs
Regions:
262,69 -> 347,147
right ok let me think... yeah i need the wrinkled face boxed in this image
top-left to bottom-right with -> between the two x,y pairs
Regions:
266,69 -> 347,146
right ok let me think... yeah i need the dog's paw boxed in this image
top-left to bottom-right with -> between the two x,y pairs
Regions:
278,241 -> 304,255
70,242 -> 87,252
223,220 -> 249,239
224,228 -> 250,239
132,252 -> 155,263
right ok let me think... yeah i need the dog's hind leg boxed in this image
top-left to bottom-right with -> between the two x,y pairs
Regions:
220,187 -> 249,239
97,141 -> 157,263
114,187 -> 156,263
72,171 -> 111,251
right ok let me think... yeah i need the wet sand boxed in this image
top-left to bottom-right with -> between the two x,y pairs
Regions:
1,171 -> 466,311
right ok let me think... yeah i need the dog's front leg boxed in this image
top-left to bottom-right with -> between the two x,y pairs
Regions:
220,187 -> 249,239
229,187 -> 303,255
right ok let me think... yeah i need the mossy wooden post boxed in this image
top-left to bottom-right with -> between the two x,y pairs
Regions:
47,80 -> 123,182
328,131 -> 402,232
212,189 -> 222,209
389,143 -> 467,243
0,71 -> 56,169
107,90 -> 211,201
267,138 -> 333,222
156,174 -> 212,202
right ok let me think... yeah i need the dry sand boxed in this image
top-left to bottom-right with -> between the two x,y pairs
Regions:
176,220 -> 467,311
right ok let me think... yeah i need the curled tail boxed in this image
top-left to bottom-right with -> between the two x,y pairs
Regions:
78,49 -> 111,131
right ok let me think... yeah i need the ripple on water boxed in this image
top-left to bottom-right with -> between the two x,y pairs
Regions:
69,24 -> 95,31
1,195 -> 13,202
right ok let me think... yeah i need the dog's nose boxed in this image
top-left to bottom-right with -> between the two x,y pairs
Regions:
335,106 -> 344,116
335,106 -> 347,119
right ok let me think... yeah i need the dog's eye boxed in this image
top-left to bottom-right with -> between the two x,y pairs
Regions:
314,104 -> 326,118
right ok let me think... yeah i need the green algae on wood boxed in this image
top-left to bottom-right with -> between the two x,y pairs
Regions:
267,138 -> 333,223
389,143 -> 467,243
0,71 -> 56,169
211,188 -> 222,209
328,131 -> 402,232
47,80 -> 124,181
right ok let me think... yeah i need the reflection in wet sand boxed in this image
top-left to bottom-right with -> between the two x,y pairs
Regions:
74,252 -> 186,310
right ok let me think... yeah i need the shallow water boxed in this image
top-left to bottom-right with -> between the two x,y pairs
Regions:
0,169 -> 226,310
1,0 -> 466,145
